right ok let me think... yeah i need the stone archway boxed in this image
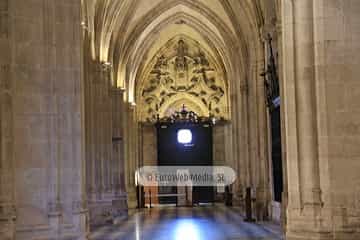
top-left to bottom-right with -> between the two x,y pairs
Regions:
82,0 -> 285,232
111,1 -> 274,222
3,1 -> 360,240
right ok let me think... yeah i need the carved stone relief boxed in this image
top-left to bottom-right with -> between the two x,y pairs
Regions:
138,37 -> 228,122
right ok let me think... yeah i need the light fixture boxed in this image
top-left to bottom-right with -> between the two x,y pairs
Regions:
177,129 -> 192,144
80,21 -> 88,30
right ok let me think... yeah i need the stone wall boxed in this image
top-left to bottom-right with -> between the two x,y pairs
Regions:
213,125 -> 226,166
0,0 -> 16,239
83,57 -> 128,226
282,0 -> 360,239
0,0 -> 88,239
141,125 -> 157,166
320,0 -> 360,238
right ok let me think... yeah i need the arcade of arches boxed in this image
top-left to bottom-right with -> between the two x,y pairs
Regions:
1,0 -> 360,239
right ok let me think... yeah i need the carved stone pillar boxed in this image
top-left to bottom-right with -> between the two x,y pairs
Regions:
231,79 -> 249,210
276,15 -> 288,232
0,0 -> 16,240
108,88 -> 128,220
84,34 -> 96,202
240,80 -> 250,188
111,89 -> 124,195
87,60 -> 117,225
293,0 -> 322,209
5,1 -> 88,239
92,63 -> 103,199
282,0 -> 325,239
254,44 -> 270,221
229,92 -> 238,196
90,61 -> 113,198
124,103 -> 138,209
0,2 -> 16,238
0,93 -> 16,240
231,78 -> 246,209
101,67 -> 113,195
212,125 -> 226,166
99,69 -> 106,195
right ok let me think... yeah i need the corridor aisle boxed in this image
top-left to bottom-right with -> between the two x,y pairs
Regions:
90,206 -> 283,240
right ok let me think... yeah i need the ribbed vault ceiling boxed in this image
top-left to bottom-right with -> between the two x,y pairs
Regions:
82,0 -> 278,120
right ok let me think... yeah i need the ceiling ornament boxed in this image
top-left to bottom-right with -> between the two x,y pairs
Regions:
138,38 -> 229,123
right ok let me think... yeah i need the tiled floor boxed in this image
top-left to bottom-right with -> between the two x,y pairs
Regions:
90,206 -> 284,240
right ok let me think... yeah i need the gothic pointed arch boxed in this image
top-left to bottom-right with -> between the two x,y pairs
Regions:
111,0 -> 244,104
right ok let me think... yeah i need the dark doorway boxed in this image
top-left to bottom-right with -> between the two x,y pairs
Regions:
157,122 -> 214,204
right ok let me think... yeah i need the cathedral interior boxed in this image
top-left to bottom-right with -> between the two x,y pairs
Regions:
1,0 -> 360,239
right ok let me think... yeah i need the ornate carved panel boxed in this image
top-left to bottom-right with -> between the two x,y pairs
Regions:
138,37 -> 228,122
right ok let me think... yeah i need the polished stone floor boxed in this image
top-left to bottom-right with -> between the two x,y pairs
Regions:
90,206 -> 283,240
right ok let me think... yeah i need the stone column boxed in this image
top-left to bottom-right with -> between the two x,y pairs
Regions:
111,88 -> 124,195
87,60 -> 117,225
282,0 -> 325,239
232,79 -> 247,208
109,88 -> 128,220
276,16 -> 289,231
255,41 -> 270,221
92,63 -> 103,199
99,69 -> 106,195
124,103 -> 138,209
231,92 -> 239,173
7,0 -> 88,239
293,0 -> 322,209
212,125 -> 226,166
240,81 -> 251,188
0,1 -> 16,239
230,78 -> 249,210
140,124 -> 157,207
101,66 -> 113,195
142,124 -> 157,166
84,29 -> 96,202
90,61 -> 113,198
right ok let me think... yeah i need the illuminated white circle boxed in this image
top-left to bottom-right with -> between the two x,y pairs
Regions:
177,129 -> 192,144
